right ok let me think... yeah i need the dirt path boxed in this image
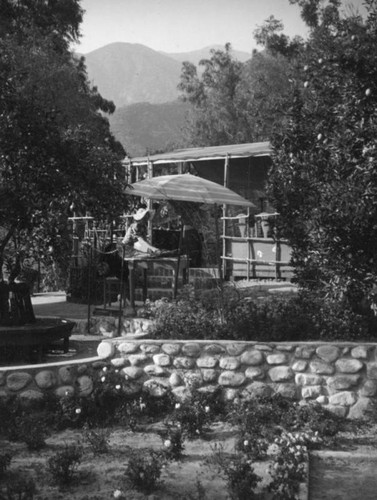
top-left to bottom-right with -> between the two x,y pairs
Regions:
309,424 -> 377,500
309,452 -> 377,500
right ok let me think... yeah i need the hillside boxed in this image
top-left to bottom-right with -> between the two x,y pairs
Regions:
83,42 -> 250,108
163,45 -> 251,66
82,42 -> 250,154
109,100 -> 190,157
84,42 -> 182,107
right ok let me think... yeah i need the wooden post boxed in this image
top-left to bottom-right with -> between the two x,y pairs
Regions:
246,207 -> 251,281
222,155 -> 229,279
86,241 -> 92,334
147,159 -> 154,244
215,204 -> 223,281
173,221 -> 184,299
118,245 -> 125,335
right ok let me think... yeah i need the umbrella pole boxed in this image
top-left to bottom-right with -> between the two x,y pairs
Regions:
214,204 -> 223,281
173,221 -> 184,299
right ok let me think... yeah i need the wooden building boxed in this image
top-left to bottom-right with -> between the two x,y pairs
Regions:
124,142 -> 293,281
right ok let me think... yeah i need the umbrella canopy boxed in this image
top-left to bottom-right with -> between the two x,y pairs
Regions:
125,173 -> 255,207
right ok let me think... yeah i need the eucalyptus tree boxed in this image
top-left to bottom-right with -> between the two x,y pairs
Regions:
178,41 -> 293,147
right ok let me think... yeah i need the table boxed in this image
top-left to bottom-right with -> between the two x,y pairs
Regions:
124,254 -> 188,313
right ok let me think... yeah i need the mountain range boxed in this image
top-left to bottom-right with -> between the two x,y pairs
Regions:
82,42 -> 251,156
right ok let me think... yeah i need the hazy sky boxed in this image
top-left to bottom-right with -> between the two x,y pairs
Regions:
73,0 -> 366,55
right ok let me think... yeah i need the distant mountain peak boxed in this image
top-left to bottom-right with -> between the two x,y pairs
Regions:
82,42 -> 251,155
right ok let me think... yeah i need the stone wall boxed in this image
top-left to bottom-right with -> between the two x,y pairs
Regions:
2,339 -> 377,419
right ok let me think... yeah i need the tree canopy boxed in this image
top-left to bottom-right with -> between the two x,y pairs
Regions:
178,0 -> 377,319
266,0 -> 377,314
0,0 -> 128,281
178,43 -> 292,147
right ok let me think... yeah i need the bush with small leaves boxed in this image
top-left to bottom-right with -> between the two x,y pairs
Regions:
208,443 -> 262,500
0,452 -> 11,479
0,395 -> 25,441
159,423 -> 185,461
47,443 -> 83,486
16,415 -> 49,451
54,393 -> 90,430
234,433 -> 269,461
285,402 -> 345,444
2,475 -> 37,500
124,448 -> 165,494
83,426 -> 111,454
269,431 -> 321,500
171,386 -> 219,440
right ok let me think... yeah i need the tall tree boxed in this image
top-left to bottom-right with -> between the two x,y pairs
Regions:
178,42 -> 292,147
0,0 -> 128,281
178,44 -> 245,146
266,0 -> 377,314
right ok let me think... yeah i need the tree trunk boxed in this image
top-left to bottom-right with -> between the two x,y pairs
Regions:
0,224 -> 18,282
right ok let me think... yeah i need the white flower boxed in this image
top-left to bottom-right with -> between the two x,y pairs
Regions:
205,406 -> 210,413
101,376 -> 106,382
243,440 -> 249,447
75,408 -> 81,414
139,402 -> 146,410
164,439 -> 171,448
102,367 -> 107,372
113,490 -> 123,499
269,444 -> 279,455
115,385 -> 121,390
175,403 -> 181,409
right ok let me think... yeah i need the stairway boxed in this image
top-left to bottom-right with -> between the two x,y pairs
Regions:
133,260 -> 186,302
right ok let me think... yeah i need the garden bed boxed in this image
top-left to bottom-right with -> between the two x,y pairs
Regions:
0,422 -> 305,500
3,421 -> 377,499
1,364 -> 374,500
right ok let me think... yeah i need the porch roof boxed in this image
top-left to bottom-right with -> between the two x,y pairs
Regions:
124,141 -> 272,166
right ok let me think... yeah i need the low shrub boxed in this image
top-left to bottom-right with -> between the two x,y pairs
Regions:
144,284 -> 377,342
268,431 -> 321,499
171,387 -> 218,440
148,293 -> 220,340
1,475 -> 37,500
124,448 -> 165,494
159,423 -> 185,461
0,452 -> 11,478
208,443 -> 262,500
47,443 -> 83,486
54,393 -> 90,430
83,426 -> 111,454
0,395 -> 25,441
230,394 -> 345,447
18,416 -> 49,451
234,433 -> 269,462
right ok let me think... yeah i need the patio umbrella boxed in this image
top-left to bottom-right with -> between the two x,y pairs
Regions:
125,173 -> 256,207
125,173 -> 255,290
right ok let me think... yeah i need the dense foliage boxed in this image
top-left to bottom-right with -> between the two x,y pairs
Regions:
0,0 -> 128,283
178,43 -> 291,147
178,0 -> 377,329
140,284 -> 377,342
265,0 -> 377,316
